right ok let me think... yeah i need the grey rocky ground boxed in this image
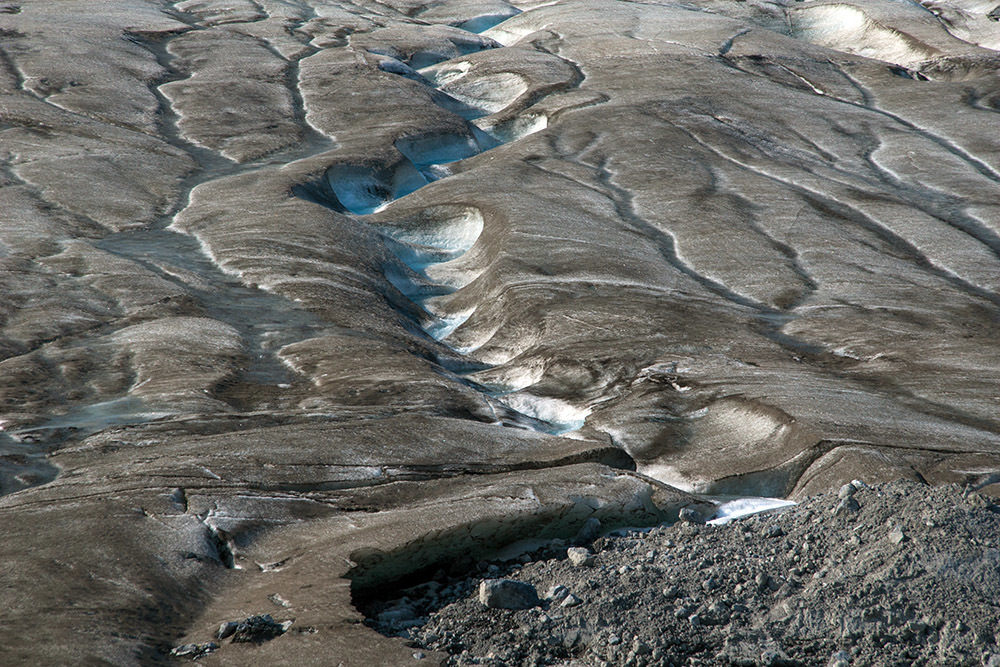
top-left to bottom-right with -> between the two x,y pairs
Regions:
371,480 -> 1000,667
1,0 -> 1000,664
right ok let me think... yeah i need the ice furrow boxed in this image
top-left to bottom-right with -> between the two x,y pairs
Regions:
672,119 -> 1000,308
835,67 -> 1000,184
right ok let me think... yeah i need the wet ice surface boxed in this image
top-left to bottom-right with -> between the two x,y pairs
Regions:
0,431 -> 59,496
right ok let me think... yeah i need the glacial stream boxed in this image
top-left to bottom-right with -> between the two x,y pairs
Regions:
311,10 -> 599,435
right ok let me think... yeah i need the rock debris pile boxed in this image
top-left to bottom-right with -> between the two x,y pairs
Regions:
366,480 -> 1000,667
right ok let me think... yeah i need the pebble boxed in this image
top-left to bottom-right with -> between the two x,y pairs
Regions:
170,644 -> 199,657
567,546 -> 595,567
217,621 -> 238,640
678,508 -> 703,524
829,649 -> 851,667
561,593 -> 583,607
479,579 -> 539,610
230,614 -> 287,644
838,483 -> 856,499
577,517 -> 602,543
546,584 -> 569,601
702,577 -> 720,592
170,642 -> 218,658
888,525 -> 907,544
766,525 -> 784,538
833,497 -> 861,515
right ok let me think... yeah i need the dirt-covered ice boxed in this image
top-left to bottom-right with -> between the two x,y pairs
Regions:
2,0 -> 1000,664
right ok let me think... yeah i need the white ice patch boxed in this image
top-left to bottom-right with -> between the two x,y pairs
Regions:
792,5 -> 938,67
438,72 -> 529,114
482,21 -> 552,47
707,497 -> 796,525
423,61 -> 472,86
500,393 -> 591,433
479,113 -> 548,142
385,207 -> 485,253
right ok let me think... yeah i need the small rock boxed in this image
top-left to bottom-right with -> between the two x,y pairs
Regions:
608,634 -> 621,645
833,497 -> 860,515
170,642 -> 218,659
562,629 -> 582,648
702,577 -> 720,592
170,644 -> 199,657
230,614 -> 288,644
633,639 -> 651,655
561,593 -> 583,608
217,621 -> 238,640
413,652 -> 426,660
546,584 -> 570,601
766,525 -> 784,538
888,525 -> 907,544
479,579 -> 539,610
576,517 -> 602,542
689,614 -> 702,628
268,593 -> 291,608
567,546 -> 595,567
838,483 -> 856,499
678,508 -> 703,524
674,606 -> 691,619
761,648 -> 789,666
828,649 -> 851,667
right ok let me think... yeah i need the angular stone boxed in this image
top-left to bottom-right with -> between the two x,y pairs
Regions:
479,579 -> 539,610
567,547 -> 594,567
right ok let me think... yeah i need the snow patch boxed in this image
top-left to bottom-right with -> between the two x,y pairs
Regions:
707,497 -> 796,525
